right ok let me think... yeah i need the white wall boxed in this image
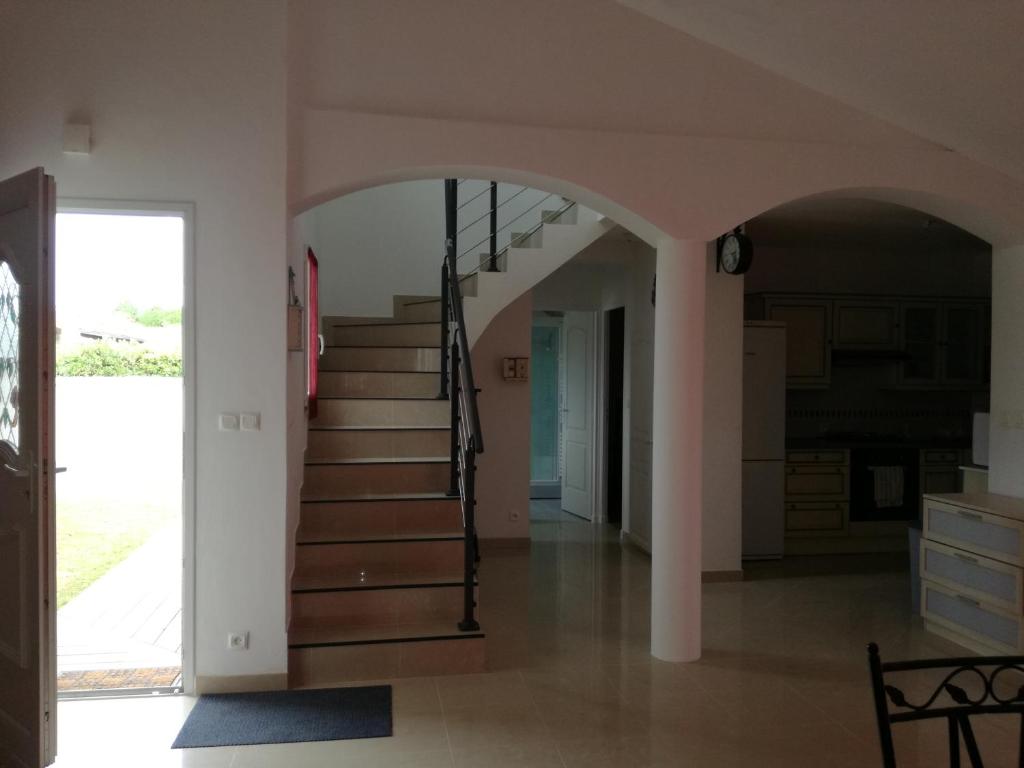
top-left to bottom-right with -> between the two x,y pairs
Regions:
988,245 -> 1024,497
473,293 -> 533,539
306,181 -> 561,318
0,0 -> 289,686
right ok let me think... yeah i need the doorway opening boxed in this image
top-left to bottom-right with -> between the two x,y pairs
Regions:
54,205 -> 192,696
530,313 -> 563,522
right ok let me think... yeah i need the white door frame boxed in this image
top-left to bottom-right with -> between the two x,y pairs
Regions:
56,199 -> 197,695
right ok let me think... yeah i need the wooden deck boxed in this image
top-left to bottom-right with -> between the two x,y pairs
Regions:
58,524 -> 181,686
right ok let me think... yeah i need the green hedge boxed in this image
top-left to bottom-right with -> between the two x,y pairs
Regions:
57,343 -> 182,377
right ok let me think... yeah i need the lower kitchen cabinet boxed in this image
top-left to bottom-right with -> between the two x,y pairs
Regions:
921,492 -> 1024,653
784,450 -> 849,536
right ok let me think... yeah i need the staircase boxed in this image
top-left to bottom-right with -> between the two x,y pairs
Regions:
288,306 -> 485,687
288,179 -> 611,687
395,195 -> 614,350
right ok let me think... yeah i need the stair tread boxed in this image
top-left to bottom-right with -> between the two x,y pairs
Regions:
317,370 -> 442,376
308,424 -> 448,431
288,621 -> 483,648
332,321 -> 440,329
305,456 -> 449,466
326,344 -> 440,350
296,530 -> 464,545
292,570 -> 470,592
301,492 -> 459,503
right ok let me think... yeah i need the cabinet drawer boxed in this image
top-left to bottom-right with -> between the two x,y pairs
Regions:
786,450 -> 847,465
922,450 -> 960,465
785,502 -> 847,534
785,466 -> 848,497
924,499 -> 1024,567
922,579 -> 1023,654
921,539 -> 1023,614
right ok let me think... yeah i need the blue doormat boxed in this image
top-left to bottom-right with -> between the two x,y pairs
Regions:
171,686 -> 392,748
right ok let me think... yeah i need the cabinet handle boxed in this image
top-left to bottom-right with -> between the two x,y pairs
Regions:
957,510 -> 984,522
956,594 -> 981,608
954,552 -> 979,566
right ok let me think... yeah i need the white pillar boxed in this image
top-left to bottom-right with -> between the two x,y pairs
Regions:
651,238 -> 707,662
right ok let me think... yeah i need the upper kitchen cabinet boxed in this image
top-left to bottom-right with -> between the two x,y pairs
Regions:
899,300 -> 990,389
832,300 -> 899,350
763,297 -> 831,388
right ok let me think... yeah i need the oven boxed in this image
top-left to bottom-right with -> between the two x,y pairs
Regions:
849,444 -> 919,523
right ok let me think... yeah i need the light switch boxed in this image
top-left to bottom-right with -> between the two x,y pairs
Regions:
515,357 -> 529,380
502,358 -> 517,379
240,412 -> 261,432
219,413 -> 240,431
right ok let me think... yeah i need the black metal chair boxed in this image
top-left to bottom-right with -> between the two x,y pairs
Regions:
868,642 -> 1024,767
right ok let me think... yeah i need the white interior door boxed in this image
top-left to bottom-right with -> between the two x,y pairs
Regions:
561,311 -> 595,520
0,168 -> 57,768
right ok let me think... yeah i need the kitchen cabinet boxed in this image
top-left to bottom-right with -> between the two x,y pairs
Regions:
833,300 -> 899,350
899,301 -> 989,389
921,492 -> 1024,653
784,449 -> 849,536
919,448 -> 963,499
763,298 -> 831,388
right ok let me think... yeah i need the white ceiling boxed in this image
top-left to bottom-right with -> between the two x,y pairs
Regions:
617,0 -> 1024,182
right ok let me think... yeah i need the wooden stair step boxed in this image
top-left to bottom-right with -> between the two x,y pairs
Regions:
296,531 -> 463,545
288,623 -> 485,686
300,491 -> 456,503
319,346 -> 441,373
301,460 -> 450,496
289,622 -> 483,649
298,496 -> 463,540
304,456 -> 449,466
317,371 -> 439,399
328,322 -> 441,348
292,570 -> 470,593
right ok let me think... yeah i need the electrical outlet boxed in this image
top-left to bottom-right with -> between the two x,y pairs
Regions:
509,509 -> 520,522
227,631 -> 249,650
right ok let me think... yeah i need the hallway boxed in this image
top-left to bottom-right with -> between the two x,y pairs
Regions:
55,518 -> 1015,767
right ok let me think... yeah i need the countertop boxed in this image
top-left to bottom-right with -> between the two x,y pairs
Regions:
786,437 -> 969,450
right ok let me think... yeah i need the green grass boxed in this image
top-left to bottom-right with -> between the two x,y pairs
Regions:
57,498 -> 177,608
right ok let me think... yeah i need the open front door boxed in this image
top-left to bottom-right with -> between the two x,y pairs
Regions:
561,311 -> 595,520
0,169 -> 57,768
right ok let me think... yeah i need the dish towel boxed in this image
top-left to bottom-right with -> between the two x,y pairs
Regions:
869,466 -> 905,508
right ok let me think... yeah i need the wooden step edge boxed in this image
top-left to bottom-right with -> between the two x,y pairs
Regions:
317,370 -> 442,376
296,533 -> 464,546
307,424 -> 448,431
300,493 -> 459,504
331,321 -> 441,329
304,457 -> 450,467
325,344 -> 440,351
314,397 -> 443,403
291,578 -> 475,594
289,628 -> 484,650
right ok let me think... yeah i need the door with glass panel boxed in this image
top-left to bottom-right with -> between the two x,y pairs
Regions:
0,168 -> 58,768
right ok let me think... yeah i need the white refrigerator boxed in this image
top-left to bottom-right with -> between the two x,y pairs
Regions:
742,322 -> 787,559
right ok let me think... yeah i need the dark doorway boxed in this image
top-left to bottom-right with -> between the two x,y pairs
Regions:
605,307 -> 625,528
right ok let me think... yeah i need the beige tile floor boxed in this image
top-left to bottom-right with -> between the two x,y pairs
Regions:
55,516 -> 1019,767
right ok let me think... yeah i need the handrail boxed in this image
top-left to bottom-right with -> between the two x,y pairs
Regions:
440,177 -> 574,633
442,178 -> 483,633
